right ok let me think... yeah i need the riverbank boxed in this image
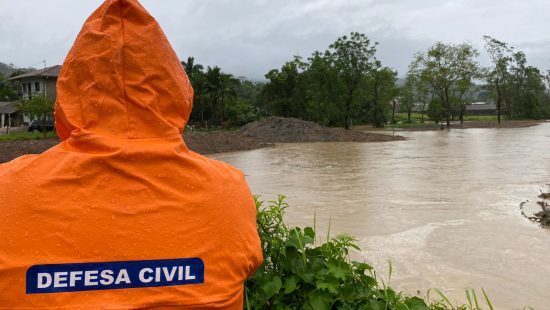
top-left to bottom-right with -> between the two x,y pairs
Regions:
0,132 -> 268,164
0,117 -> 404,163
360,119 -> 545,132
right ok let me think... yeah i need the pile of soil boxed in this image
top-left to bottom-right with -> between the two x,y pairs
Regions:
0,117 -> 404,164
240,117 -> 404,143
183,131 -> 272,155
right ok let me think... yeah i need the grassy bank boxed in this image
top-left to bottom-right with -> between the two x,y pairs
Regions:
247,196 -> 499,309
0,131 -> 57,141
386,113 -> 500,129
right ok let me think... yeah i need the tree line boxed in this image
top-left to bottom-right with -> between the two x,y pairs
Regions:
182,57 -> 264,128
261,33 -> 550,129
182,32 -> 400,129
261,32 -> 397,129
400,36 -> 550,127
2,33 -> 549,130
0,64 -> 25,101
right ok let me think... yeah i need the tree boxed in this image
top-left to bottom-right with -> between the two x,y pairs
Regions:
366,62 -> 397,128
411,42 -> 479,128
181,57 -> 203,77
0,73 -> 17,101
483,36 -> 512,124
262,58 -> 305,118
302,52 -> 341,125
453,78 -> 473,124
182,57 -> 263,129
182,57 -> 209,127
326,32 -> 378,129
427,97 -> 443,124
506,51 -> 526,119
19,95 -> 54,136
218,73 -> 239,125
518,66 -> 546,119
191,71 -> 208,127
400,70 -> 430,123
236,79 -> 264,112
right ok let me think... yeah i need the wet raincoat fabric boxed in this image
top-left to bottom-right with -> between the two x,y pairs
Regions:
0,0 -> 262,308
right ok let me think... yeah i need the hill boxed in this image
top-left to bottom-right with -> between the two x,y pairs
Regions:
0,62 -> 16,77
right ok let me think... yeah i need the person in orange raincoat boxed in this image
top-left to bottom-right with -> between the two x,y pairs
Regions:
0,0 -> 263,308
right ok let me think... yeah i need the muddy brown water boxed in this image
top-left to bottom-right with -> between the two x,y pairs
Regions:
211,122 -> 550,309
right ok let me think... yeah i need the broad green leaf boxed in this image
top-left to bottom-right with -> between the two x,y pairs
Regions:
261,276 -> 282,299
307,290 -> 331,310
366,300 -> 385,310
404,297 -> 430,310
316,279 -> 339,295
327,258 -> 350,280
282,275 -> 300,294
299,271 -> 316,284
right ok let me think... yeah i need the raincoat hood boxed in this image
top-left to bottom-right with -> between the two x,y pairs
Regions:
55,0 -> 193,140
0,1 -> 262,308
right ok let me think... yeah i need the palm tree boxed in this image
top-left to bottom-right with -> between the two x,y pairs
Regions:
219,74 -> 239,125
193,73 -> 208,127
181,57 -> 203,77
205,66 -> 222,127
182,57 -> 211,127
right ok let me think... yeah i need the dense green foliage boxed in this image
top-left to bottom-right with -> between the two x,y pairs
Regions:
260,34 -> 550,130
18,95 -> 53,120
408,42 -> 480,128
18,95 -> 54,137
261,33 -> 397,129
2,35 -> 549,131
245,195 -> 429,309
483,36 -> 550,121
0,72 -> 18,101
182,57 -> 263,128
0,63 -> 28,102
246,196 -> 498,310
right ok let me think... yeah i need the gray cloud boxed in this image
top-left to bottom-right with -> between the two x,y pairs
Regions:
0,0 -> 549,79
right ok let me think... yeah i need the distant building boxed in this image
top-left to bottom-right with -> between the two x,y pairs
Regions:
4,65 -> 61,127
411,102 -> 427,113
465,101 -> 497,115
9,65 -> 61,101
0,101 -> 24,128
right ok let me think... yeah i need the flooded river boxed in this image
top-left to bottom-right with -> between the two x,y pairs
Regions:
211,123 -> 550,309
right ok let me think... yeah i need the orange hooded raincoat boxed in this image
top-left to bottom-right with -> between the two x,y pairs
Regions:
0,0 -> 262,308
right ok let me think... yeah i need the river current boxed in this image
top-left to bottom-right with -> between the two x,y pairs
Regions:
211,123 -> 550,309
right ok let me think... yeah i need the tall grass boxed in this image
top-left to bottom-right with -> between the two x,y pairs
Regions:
0,131 -> 57,141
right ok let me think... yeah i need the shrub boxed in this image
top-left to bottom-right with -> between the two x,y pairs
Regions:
246,196 -> 502,309
246,195 -> 434,309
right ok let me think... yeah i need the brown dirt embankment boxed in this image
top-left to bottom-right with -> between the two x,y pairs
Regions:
240,117 -> 404,143
374,120 -> 544,132
0,117 -> 404,164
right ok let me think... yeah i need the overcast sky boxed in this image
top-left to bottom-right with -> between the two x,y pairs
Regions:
1,0 -> 549,80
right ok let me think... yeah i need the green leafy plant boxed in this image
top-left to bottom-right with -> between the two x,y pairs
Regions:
246,195 -> 432,309
246,196 -> 504,309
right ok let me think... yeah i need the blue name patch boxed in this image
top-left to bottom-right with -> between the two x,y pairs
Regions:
26,258 -> 204,294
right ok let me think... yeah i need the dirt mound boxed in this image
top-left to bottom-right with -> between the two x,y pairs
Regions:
184,131 -> 272,155
240,117 -> 404,143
